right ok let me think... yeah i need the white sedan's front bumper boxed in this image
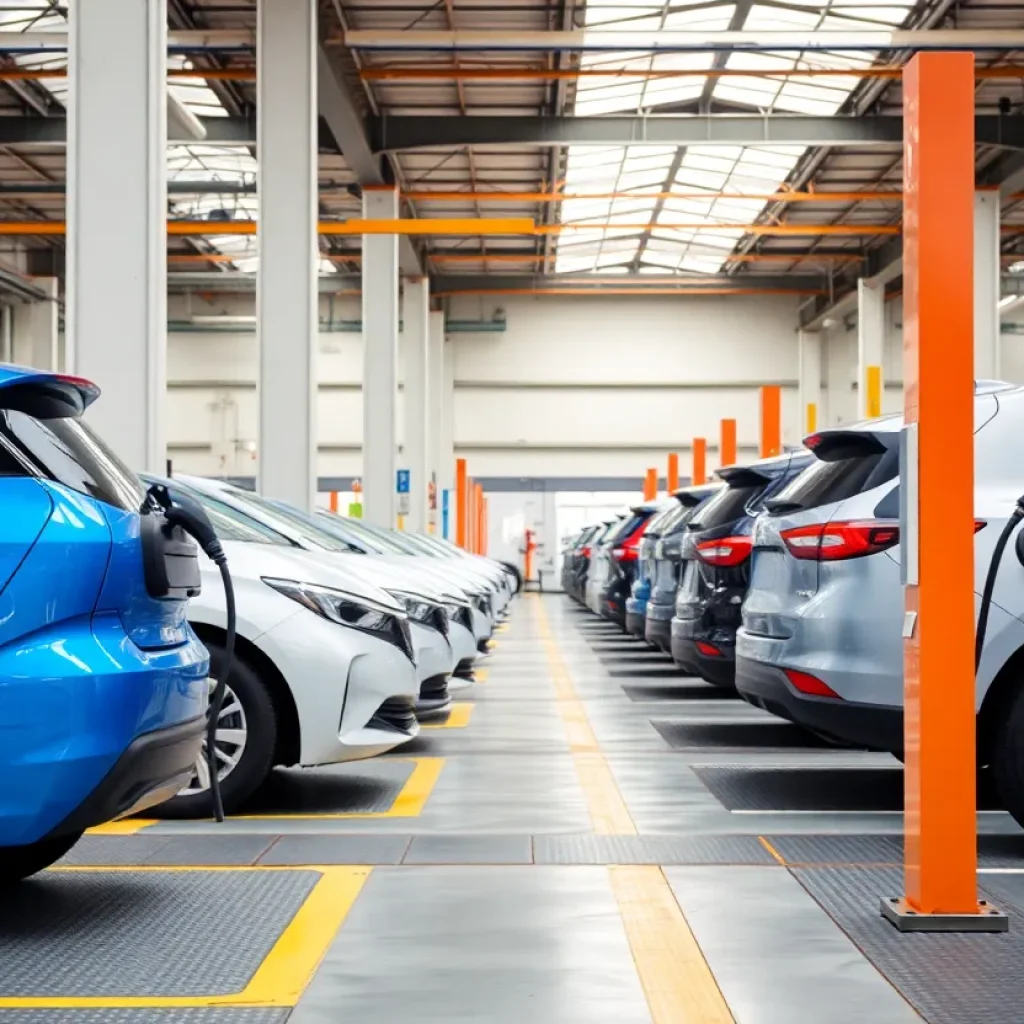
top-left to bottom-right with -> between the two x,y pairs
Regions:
255,607 -> 419,766
410,620 -> 454,716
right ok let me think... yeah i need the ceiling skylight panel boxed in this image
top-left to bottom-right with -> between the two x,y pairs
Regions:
682,152 -> 742,176
771,89 -> 848,115
608,198 -> 658,218
576,87 -> 646,116
679,253 -> 728,273
639,78 -> 706,106
596,250 -> 636,268
561,199 -> 613,221
663,6 -> 737,29
660,197 -> 716,219
566,147 -> 626,168
744,5 -> 823,29
675,167 -> 731,191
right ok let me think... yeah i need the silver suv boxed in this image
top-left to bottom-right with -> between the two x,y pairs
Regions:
735,383 -> 1024,825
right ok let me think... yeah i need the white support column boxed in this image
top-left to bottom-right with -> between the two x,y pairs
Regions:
67,0 -> 166,472
12,278 -> 59,371
427,308 -> 445,532
438,331 -> 455,503
402,277 -> 430,532
857,278 -> 885,418
362,186 -> 400,527
257,0 -> 318,509
797,329 -> 822,435
974,189 -> 1001,380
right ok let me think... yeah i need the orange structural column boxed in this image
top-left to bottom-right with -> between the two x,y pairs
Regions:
456,459 -> 468,549
720,419 -> 737,467
481,497 -> 489,556
667,453 -> 680,493
897,51 -> 989,926
760,386 -> 782,458
474,483 -> 484,554
643,468 -> 657,500
692,438 -> 707,485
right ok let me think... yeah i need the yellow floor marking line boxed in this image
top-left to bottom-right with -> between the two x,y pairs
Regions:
1,865 -> 369,1009
86,818 -> 158,836
232,756 -> 445,820
757,836 -> 788,866
534,597 -> 637,836
474,667 -> 490,683
610,866 -> 735,1024
421,702 -> 474,730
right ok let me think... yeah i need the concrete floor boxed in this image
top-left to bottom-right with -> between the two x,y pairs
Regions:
6,594 -> 1024,1023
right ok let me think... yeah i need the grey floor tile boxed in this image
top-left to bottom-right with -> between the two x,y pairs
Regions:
259,834 -> 412,865
403,834 -> 534,864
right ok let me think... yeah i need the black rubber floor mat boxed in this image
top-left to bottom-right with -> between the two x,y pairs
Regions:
796,865 -> 1024,1024
654,720 -> 827,751
622,682 -> 742,702
694,765 -> 1002,811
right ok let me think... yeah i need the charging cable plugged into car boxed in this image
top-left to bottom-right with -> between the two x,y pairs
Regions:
143,483 -> 237,823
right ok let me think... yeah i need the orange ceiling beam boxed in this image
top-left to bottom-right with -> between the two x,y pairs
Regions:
431,286 -> 826,297
361,64 -> 1024,82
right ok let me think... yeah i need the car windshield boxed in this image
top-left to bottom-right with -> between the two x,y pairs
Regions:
770,442 -> 899,514
223,488 -> 354,553
316,511 -> 406,554
688,482 -> 764,530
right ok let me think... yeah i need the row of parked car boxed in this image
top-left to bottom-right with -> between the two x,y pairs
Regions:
0,364 -> 516,881
563,381 -> 1024,829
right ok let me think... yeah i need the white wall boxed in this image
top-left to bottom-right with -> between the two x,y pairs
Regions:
823,297 -> 1024,427
164,291 -> 804,481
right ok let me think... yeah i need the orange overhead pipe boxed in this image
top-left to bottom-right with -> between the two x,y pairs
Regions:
0,220 -> 907,238
720,419 -> 737,467
692,438 -> 707,486
405,189 -> 903,204
759,385 -> 782,458
643,468 -> 658,501
667,453 -> 680,493
361,64 -> 1024,82
891,51 -> 993,930
455,459 -> 468,550
431,287 -> 825,298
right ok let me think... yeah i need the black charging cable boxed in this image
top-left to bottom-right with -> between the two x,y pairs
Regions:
146,485 -> 235,823
976,495 -> 1024,673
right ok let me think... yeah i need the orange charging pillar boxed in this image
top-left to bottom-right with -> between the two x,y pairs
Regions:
481,497 -> 489,556
643,468 -> 657,500
692,438 -> 707,485
456,459 -> 468,549
760,385 -> 782,458
720,419 -> 737,467
474,483 -> 484,554
667,453 -> 680,493
467,477 -> 476,552
883,51 -> 1004,932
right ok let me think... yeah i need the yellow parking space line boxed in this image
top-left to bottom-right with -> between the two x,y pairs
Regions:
232,756 -> 445,820
1,865 -> 368,1009
421,702 -> 474,730
489,639 -> 501,649
86,818 -> 158,836
534,598 -> 637,836
610,866 -> 735,1024
757,836 -> 788,866
474,667 -> 490,683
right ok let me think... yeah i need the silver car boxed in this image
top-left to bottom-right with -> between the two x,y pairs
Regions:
735,383 -> 1024,824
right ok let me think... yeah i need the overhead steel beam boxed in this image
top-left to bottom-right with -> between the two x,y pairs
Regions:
371,115 -> 1024,152
0,30 -> 256,52
0,115 -> 256,146
432,272 -> 826,291
317,45 -> 422,275
346,28 -> 1024,52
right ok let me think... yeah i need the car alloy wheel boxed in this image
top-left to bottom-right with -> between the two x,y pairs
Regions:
181,678 -> 248,795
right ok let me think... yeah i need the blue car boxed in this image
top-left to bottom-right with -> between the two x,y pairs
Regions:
0,366 -> 209,882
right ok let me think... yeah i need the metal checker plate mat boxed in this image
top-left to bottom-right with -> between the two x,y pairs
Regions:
0,870 -> 319,996
533,834 -> 776,865
239,759 -> 415,815
693,766 -> 1001,812
654,720 -> 828,751
62,835 -> 275,867
769,834 -> 1024,867
0,1013 -> 289,1023
622,682 -> 742,702
795,865 -> 1024,1024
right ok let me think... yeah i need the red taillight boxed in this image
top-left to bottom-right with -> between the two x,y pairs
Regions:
613,545 -> 638,561
784,668 -> 840,699
780,520 -> 899,562
581,546 -> 591,558
696,535 -> 753,567
696,640 -> 723,657
975,520 -> 986,533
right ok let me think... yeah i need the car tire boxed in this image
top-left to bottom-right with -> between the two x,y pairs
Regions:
155,642 -> 279,819
991,683 -> 1024,828
0,832 -> 83,885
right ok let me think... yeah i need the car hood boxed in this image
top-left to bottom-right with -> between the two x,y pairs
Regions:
210,540 -> 404,612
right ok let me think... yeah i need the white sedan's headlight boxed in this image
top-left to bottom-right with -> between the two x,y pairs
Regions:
263,577 -> 414,659
388,590 -> 449,635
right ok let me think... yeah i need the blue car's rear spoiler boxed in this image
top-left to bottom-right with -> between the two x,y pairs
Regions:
0,365 -> 100,419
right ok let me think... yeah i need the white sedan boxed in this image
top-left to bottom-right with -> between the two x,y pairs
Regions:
154,507 -> 421,819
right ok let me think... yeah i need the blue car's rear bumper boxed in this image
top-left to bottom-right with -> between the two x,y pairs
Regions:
0,612 -> 208,846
